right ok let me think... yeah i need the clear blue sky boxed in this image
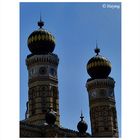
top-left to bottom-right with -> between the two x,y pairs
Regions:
20,2 -> 121,136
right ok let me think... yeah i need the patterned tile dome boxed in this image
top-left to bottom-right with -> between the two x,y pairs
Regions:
87,47 -> 111,79
27,19 -> 55,54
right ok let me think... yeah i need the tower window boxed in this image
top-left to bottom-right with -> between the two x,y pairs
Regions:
39,67 -> 47,75
49,68 -> 56,76
98,89 -> 106,98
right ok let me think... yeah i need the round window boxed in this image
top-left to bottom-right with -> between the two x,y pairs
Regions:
39,67 -> 47,75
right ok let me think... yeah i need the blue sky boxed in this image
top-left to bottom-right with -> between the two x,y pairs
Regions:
20,2 -> 121,136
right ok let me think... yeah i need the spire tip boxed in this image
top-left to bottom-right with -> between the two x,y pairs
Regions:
94,41 -> 100,55
38,12 -> 44,28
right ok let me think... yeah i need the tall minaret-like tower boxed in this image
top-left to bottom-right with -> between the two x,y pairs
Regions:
86,46 -> 118,137
25,18 -> 60,126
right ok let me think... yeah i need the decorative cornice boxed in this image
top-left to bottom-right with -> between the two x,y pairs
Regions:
26,53 -> 59,68
86,77 -> 115,89
28,76 -> 58,85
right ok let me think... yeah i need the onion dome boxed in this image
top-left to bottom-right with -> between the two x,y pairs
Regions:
87,44 -> 111,79
27,18 -> 55,54
77,112 -> 88,133
45,107 -> 56,125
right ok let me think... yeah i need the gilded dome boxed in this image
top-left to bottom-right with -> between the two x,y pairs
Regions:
27,19 -> 55,54
87,47 -> 111,79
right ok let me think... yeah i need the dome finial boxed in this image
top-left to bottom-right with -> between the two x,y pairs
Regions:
80,110 -> 84,121
94,40 -> 100,55
40,12 -> 42,21
38,12 -> 44,28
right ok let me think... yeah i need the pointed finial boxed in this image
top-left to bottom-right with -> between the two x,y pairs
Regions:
38,12 -> 44,28
96,40 -> 98,48
94,40 -> 100,55
40,12 -> 42,21
80,110 -> 84,121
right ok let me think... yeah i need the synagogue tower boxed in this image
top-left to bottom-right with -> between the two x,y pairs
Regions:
25,18 -> 60,126
86,46 -> 119,137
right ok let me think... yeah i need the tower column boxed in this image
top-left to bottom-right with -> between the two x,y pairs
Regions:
24,18 -> 60,126
86,46 -> 119,137
86,78 -> 118,137
25,54 -> 60,126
